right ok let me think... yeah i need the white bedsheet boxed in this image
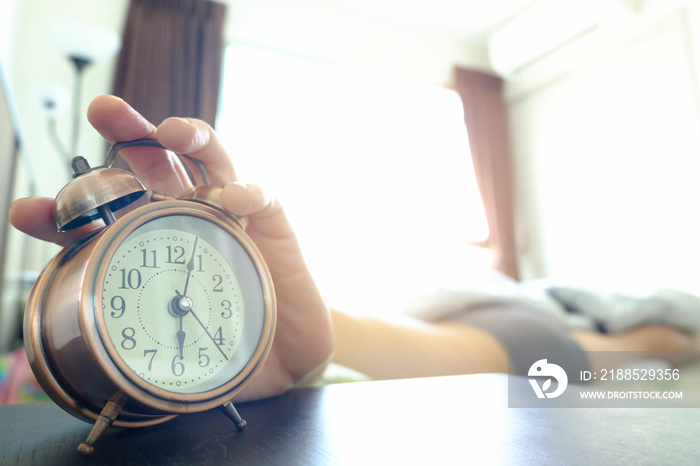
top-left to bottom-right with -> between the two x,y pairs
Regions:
403,278 -> 700,333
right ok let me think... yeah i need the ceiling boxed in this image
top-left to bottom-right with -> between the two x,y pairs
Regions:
222,0 -> 533,46
216,0 -> 675,83
220,0 -> 536,77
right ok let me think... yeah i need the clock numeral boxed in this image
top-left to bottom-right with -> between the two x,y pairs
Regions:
212,274 -> 223,292
171,354 -> 185,377
143,349 -> 158,371
140,249 -> 159,268
221,300 -> 232,319
166,245 -> 186,264
198,347 -> 210,367
197,255 -> 204,272
213,326 -> 225,346
110,295 -> 126,318
121,327 -> 137,350
119,268 -> 142,290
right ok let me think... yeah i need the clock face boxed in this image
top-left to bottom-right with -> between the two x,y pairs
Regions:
98,214 -> 267,396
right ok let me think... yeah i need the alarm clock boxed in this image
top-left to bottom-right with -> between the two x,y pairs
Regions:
23,139 -> 276,455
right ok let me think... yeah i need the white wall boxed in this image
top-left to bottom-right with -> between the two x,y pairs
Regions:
0,0 -> 19,61
508,8 -> 700,293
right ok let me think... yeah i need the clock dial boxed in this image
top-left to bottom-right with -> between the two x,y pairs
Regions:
99,214 -> 266,395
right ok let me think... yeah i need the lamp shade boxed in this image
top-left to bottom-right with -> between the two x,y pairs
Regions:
47,19 -> 121,64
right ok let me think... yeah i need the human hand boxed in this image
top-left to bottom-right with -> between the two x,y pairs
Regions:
9,95 -> 334,401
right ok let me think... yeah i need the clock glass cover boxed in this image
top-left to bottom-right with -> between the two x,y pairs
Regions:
98,214 -> 266,395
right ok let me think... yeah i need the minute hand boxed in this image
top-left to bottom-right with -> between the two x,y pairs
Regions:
179,236 -> 199,297
189,308 -> 228,360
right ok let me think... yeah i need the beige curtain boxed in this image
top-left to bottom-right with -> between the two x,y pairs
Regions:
113,0 -> 227,127
453,67 -> 519,280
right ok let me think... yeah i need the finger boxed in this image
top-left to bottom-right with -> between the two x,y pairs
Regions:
9,197 -> 101,247
219,182 -> 294,239
86,95 -> 156,143
155,117 -> 237,187
86,95 -> 191,194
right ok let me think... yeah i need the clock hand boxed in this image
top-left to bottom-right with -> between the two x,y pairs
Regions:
169,295 -> 191,359
179,236 -> 199,298
172,236 -> 198,359
188,308 -> 228,360
176,316 -> 185,360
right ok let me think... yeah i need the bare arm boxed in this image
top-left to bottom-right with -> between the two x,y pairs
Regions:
331,309 -> 509,380
331,307 -> 700,382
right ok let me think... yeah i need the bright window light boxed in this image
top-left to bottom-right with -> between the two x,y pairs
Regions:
218,45 -> 491,314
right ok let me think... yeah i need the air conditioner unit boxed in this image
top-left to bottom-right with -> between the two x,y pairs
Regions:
488,0 -> 639,79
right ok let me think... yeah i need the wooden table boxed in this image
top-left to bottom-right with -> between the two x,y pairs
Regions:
1,374 -> 699,465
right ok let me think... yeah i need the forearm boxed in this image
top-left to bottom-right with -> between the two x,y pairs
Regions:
331,309 -> 508,380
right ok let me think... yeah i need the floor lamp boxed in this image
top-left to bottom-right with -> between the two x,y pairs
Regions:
39,19 -> 121,176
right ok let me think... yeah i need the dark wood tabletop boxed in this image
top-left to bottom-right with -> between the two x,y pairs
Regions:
1,373 -> 699,465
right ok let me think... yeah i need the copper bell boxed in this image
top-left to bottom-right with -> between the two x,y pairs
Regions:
54,157 -> 146,231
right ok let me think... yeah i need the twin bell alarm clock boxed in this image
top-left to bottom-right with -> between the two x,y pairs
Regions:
23,139 -> 276,455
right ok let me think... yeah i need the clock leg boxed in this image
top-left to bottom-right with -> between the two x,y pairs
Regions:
77,396 -> 125,456
220,401 -> 247,431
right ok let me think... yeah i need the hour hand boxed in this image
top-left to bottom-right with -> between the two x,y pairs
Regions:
169,295 -> 190,359
176,316 -> 186,359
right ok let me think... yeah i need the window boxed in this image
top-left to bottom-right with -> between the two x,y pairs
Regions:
218,45 -> 490,314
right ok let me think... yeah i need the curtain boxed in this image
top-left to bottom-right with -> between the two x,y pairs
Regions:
113,0 -> 227,127
452,67 -> 519,280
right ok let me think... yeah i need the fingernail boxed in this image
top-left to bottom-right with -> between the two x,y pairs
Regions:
8,197 -> 31,213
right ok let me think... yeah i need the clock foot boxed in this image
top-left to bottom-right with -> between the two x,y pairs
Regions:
77,397 -> 125,456
220,401 -> 247,431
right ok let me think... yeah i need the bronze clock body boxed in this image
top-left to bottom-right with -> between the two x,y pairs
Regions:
23,146 -> 276,455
